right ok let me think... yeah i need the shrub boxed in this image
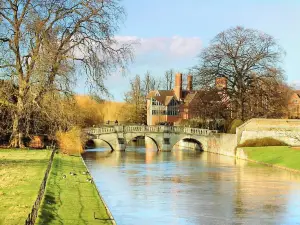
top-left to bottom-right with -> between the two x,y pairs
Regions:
179,119 -> 207,128
56,127 -> 86,155
238,137 -> 288,147
228,119 -> 244,134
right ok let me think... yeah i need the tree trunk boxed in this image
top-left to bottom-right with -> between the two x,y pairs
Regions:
10,112 -> 19,147
9,92 -> 25,148
9,114 -> 25,148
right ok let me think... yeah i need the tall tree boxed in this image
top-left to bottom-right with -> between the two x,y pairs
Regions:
193,26 -> 285,120
0,0 -> 132,147
190,88 -> 229,123
123,72 -> 161,124
144,71 -> 161,94
124,75 -> 146,123
164,69 -> 174,90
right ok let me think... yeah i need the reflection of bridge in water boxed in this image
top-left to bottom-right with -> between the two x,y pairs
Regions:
85,125 -> 219,152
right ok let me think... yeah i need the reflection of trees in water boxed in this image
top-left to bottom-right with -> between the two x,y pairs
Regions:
83,150 -> 300,224
234,173 -> 247,219
232,166 -> 294,222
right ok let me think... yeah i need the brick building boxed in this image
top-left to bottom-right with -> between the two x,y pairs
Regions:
146,73 -> 227,125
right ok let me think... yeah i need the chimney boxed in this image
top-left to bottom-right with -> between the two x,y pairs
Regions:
187,74 -> 193,91
174,73 -> 182,99
215,75 -> 227,90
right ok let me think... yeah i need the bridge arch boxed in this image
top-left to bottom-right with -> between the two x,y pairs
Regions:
87,138 -> 114,151
172,137 -> 203,151
126,135 -> 160,151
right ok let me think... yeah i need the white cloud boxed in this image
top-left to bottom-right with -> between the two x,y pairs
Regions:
291,80 -> 300,89
115,35 -> 202,58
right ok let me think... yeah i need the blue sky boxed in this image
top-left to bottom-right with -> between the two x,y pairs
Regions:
76,0 -> 300,101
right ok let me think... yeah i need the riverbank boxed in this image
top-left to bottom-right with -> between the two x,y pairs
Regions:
36,152 -> 113,225
0,149 -> 51,224
237,146 -> 300,172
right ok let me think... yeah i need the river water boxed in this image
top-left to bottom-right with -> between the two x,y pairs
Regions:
82,142 -> 300,225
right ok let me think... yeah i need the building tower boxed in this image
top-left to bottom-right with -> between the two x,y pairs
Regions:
174,73 -> 182,99
187,74 -> 193,91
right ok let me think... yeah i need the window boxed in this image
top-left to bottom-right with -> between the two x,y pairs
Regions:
152,98 -> 162,106
169,99 -> 177,106
152,98 -> 156,105
152,110 -> 167,115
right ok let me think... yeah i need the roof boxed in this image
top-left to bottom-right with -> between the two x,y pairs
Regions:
184,92 -> 197,105
165,96 -> 174,105
147,88 -> 205,106
146,90 -> 157,99
147,90 -> 181,105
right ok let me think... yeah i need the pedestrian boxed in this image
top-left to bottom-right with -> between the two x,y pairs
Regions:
115,120 -> 118,125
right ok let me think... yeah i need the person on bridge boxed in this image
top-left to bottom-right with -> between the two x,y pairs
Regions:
115,120 -> 118,125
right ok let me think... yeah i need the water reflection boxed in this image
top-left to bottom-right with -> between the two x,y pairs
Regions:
83,144 -> 300,225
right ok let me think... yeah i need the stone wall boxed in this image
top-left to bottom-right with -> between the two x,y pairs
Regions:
236,118 -> 300,146
206,133 -> 237,157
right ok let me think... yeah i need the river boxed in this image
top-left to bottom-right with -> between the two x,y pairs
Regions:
82,141 -> 300,225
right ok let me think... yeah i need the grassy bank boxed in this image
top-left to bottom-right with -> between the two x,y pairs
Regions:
36,153 -> 113,225
0,149 -> 51,224
243,146 -> 300,171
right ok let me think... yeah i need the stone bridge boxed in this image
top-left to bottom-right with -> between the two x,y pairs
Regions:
85,125 -> 220,152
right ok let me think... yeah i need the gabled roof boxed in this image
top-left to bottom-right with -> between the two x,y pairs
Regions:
165,96 -> 175,105
184,92 -> 197,105
147,90 -> 181,106
157,90 -> 175,97
146,90 -> 158,98
152,96 -> 165,105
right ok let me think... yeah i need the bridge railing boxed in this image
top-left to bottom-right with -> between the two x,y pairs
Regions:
87,127 -> 116,134
86,125 -> 218,136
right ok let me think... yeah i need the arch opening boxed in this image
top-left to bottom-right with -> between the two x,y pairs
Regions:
85,139 -> 114,151
172,138 -> 203,151
127,135 -> 159,152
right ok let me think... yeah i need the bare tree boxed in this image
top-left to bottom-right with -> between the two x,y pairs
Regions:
0,0 -> 133,147
124,75 -> 146,123
164,69 -> 174,90
123,72 -> 162,124
245,78 -> 292,118
189,88 -> 229,127
144,70 -> 161,94
193,26 -> 285,120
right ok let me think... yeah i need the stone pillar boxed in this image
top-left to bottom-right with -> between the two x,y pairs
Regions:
159,133 -> 172,152
114,137 -> 126,151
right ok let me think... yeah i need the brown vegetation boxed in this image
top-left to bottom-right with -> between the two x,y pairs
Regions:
56,127 -> 85,155
238,138 -> 288,147
75,95 -> 126,125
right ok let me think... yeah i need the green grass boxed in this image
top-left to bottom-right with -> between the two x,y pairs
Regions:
36,153 -> 113,225
0,149 -> 51,225
243,146 -> 300,171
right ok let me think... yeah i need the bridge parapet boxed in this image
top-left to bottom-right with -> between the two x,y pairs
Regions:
183,127 -> 218,135
86,125 -> 218,136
